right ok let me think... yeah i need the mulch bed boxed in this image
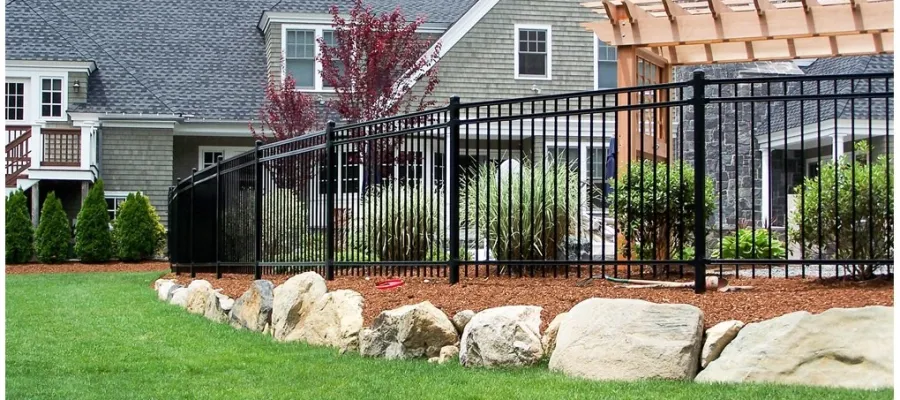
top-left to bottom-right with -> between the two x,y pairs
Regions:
7,262 -> 170,275
161,272 -> 894,330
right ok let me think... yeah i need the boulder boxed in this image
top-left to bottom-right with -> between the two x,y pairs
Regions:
157,281 -> 182,302
542,312 -> 569,356
696,306 -> 893,389
284,290 -> 364,353
428,346 -> 460,365
188,280 -> 213,292
360,301 -> 458,360
169,288 -> 190,307
459,306 -> 543,368
229,280 -> 275,332
218,296 -> 235,312
185,286 -> 227,323
452,310 -> 475,334
154,278 -> 175,291
700,320 -> 744,368
272,272 -> 328,341
549,298 -> 704,381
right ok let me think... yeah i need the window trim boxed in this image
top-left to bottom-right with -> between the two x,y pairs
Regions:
5,80 -> 27,122
545,140 -> 613,211
281,24 -> 337,93
197,146 -> 253,170
105,191 -> 132,221
594,36 -> 618,90
513,24 -> 552,81
39,76 -> 67,121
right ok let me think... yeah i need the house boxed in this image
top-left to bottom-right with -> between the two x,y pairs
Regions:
5,0 -> 620,233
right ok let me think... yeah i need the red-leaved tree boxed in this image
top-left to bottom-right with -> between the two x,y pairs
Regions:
250,75 -> 323,191
318,0 -> 442,187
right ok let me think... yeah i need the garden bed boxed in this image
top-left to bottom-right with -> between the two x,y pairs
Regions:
161,271 -> 893,330
7,261 -> 169,275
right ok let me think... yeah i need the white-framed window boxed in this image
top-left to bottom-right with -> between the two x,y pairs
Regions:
105,191 -> 131,221
547,141 -> 612,210
806,155 -> 833,179
197,146 -> 252,169
318,148 -> 364,197
433,152 -> 444,187
40,77 -> 64,118
6,81 -> 26,121
282,25 -> 339,91
514,24 -> 552,80
398,151 -> 424,186
595,37 -> 617,89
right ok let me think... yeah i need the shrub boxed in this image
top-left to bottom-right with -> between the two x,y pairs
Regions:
712,228 -> 786,260
74,180 -> 113,263
34,192 -> 71,263
113,193 -> 164,261
609,160 -> 715,260
353,182 -> 445,261
790,141 -> 892,279
461,156 -> 583,260
223,188 -> 312,261
6,190 -> 33,264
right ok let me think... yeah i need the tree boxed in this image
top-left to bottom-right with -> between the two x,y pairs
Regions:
6,190 -> 33,264
75,179 -> 113,263
113,192 -> 165,261
319,0 -> 442,187
34,192 -> 71,263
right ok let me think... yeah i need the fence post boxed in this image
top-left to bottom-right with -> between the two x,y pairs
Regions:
175,178 -> 181,275
691,71 -> 708,294
254,140 -> 263,280
447,96 -> 461,285
325,121 -> 337,281
168,186 -> 175,274
190,168 -> 196,279
216,155 -> 223,279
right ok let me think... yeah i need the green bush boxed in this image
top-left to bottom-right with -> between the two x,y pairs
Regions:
6,190 -> 33,264
75,180 -> 113,263
461,156 -> 582,260
34,192 -> 71,263
353,182 -> 445,261
113,193 -> 164,261
609,160 -> 715,260
790,141 -> 892,279
712,228 -> 786,260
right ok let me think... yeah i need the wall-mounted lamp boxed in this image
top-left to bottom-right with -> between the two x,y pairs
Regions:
73,80 -> 81,93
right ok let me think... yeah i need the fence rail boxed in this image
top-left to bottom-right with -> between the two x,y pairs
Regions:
169,72 -> 894,292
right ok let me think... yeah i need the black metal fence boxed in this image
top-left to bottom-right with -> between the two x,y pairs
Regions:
169,71 -> 893,292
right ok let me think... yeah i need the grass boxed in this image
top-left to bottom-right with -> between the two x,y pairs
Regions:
6,271 -> 893,400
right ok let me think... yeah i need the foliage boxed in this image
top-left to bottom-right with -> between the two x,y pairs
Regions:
352,181 -> 445,261
713,228 -> 786,260
789,141 -> 893,279
113,193 -> 164,262
74,180 -> 113,263
609,160 -> 715,260
5,190 -> 33,264
223,188 -> 313,261
462,157 -> 584,260
34,192 -> 71,263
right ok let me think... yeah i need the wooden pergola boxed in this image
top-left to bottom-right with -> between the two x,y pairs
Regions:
581,0 -> 894,165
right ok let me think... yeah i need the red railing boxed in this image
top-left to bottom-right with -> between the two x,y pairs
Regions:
6,126 -> 31,187
41,128 -> 81,167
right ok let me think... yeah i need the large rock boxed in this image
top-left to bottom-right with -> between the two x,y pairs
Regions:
360,301 -> 458,360
154,278 -> 175,291
542,312 -> 569,356
284,290 -> 364,353
459,306 -> 543,368
186,285 -> 227,323
696,306 -> 893,389
229,280 -> 275,332
157,281 -> 182,301
272,273 -> 328,341
700,320 -> 744,368
188,280 -> 213,291
428,345 -> 460,365
549,298 -> 704,381
169,288 -> 190,307
452,310 -> 475,334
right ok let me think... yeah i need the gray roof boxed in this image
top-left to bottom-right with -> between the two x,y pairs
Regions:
6,0 -> 476,121
767,55 -> 894,132
268,0 -> 478,24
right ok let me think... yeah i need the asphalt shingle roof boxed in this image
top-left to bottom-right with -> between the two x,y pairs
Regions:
5,0 -> 476,120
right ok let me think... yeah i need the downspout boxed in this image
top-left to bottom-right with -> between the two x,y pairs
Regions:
95,126 -> 103,178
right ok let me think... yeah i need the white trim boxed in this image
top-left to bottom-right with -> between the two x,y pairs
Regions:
593,36 -> 617,90
258,11 -> 450,34
513,24 -> 552,81
105,191 -> 132,198
37,76 -> 67,121
197,146 -> 253,169
6,59 -> 96,74
100,120 -> 177,129
5,78 -> 29,123
804,154 -> 833,178
174,121 -> 257,137
280,24 -> 339,93
758,119 -> 892,149
27,168 -> 95,182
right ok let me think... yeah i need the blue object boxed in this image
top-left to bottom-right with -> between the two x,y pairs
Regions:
605,137 -> 616,197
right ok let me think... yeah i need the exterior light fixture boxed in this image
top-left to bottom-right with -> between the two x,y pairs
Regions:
73,80 -> 81,93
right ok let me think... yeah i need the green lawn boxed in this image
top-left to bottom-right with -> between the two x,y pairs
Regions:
6,271 -> 893,400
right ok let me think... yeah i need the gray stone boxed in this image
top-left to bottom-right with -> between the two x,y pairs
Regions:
549,298 -> 704,381
460,306 -> 543,368
285,290 -> 365,353
186,285 -> 227,323
701,320 -> 744,368
229,280 -> 275,332
452,310 -> 475,334
696,306 -> 893,389
169,287 -> 190,307
360,301 -> 458,360
272,272 -> 328,341
157,281 -> 182,302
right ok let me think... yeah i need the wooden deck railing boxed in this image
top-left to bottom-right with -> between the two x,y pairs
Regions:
41,128 -> 81,167
6,126 -> 31,187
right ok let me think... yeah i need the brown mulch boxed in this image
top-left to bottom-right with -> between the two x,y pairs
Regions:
7,261 -> 170,275
161,272 -> 893,330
